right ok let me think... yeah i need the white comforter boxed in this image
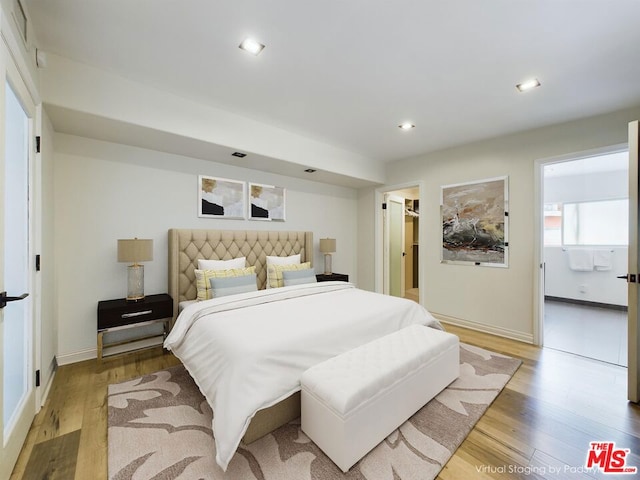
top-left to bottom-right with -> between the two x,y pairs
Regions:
164,281 -> 442,470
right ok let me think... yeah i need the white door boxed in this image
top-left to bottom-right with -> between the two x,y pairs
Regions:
0,74 -> 35,479
384,195 -> 406,297
627,121 -> 640,403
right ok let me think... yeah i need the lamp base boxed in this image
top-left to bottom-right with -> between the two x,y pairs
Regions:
127,264 -> 145,301
323,253 -> 333,275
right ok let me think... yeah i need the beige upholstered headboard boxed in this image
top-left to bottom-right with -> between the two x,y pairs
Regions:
168,229 -> 313,319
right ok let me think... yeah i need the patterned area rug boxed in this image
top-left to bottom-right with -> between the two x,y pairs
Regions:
108,343 -> 521,479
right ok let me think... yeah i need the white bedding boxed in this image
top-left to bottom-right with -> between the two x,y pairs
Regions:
164,281 -> 443,471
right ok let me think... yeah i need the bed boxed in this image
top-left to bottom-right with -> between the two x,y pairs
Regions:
164,228 -> 443,471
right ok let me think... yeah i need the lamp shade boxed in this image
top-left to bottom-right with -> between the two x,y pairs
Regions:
319,238 -> 336,254
117,238 -> 153,264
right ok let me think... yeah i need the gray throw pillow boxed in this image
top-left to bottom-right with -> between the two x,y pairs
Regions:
282,268 -> 317,287
209,274 -> 257,298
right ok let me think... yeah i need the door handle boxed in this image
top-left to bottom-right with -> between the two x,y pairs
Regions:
0,292 -> 29,309
617,274 -> 637,283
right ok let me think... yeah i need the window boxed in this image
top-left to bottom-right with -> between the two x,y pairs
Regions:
562,199 -> 628,246
543,203 -> 562,246
543,150 -> 629,247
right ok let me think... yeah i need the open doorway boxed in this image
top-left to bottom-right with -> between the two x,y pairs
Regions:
381,186 -> 420,303
542,150 -> 629,365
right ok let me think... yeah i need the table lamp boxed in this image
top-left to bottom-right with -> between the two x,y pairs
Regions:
117,238 -> 153,301
319,238 -> 336,275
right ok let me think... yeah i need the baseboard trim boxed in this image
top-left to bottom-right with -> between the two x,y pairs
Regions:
56,337 -> 165,366
40,367 -> 56,408
434,313 -> 534,344
544,295 -> 627,311
56,348 -> 96,366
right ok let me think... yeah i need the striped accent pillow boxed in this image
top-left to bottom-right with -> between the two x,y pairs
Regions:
195,266 -> 256,301
282,268 -> 317,287
209,274 -> 257,298
266,262 -> 311,289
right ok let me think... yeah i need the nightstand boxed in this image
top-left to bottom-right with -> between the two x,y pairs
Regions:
316,273 -> 349,283
97,293 -> 173,364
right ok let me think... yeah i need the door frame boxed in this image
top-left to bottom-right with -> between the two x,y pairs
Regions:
628,121 -> 639,403
375,181 -> 424,301
0,6 -> 40,478
533,143 -> 629,347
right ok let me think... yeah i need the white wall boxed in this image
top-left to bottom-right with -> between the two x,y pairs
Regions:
357,188 -> 376,289
53,133 -> 358,363
544,246 -> 627,306
357,106 -> 640,342
544,168 -> 627,306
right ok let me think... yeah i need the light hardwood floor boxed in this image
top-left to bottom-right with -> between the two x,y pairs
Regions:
9,325 -> 640,479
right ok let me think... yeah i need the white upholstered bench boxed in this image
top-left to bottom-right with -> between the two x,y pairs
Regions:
300,324 -> 459,472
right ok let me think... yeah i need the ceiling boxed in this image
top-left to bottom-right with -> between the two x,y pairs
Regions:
24,0 -> 640,165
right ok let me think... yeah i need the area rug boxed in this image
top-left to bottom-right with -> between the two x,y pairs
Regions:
108,343 -> 521,480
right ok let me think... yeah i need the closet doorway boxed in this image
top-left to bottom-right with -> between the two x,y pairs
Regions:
542,150 -> 629,366
381,186 -> 420,303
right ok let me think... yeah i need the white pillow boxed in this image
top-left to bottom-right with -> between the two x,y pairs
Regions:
265,254 -> 300,266
266,254 -> 301,288
198,257 -> 246,270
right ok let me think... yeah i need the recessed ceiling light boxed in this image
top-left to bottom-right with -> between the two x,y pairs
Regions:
239,38 -> 265,56
231,151 -> 247,158
516,78 -> 541,92
304,168 -> 317,173
398,123 -> 415,130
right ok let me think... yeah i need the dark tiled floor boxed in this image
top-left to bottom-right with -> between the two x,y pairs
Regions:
544,299 -> 628,366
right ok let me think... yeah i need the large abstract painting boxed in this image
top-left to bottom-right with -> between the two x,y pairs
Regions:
441,176 -> 509,267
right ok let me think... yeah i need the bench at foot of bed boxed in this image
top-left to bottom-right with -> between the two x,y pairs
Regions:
301,324 -> 460,472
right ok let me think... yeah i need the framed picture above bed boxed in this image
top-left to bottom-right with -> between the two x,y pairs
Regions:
198,175 -> 246,219
441,175 -> 509,267
249,183 -> 286,221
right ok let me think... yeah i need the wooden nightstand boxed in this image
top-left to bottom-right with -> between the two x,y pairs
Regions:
316,273 -> 349,283
97,293 -> 173,364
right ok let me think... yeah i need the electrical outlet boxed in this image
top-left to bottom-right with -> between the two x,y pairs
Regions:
579,284 -> 588,293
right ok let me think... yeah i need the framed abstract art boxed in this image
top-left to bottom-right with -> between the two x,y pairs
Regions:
198,175 -> 246,219
441,176 -> 509,267
249,183 -> 286,221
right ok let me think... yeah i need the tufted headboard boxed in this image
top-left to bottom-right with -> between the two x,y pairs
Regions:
168,229 -> 313,320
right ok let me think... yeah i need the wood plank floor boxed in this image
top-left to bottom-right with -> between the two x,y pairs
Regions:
9,325 -> 640,479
